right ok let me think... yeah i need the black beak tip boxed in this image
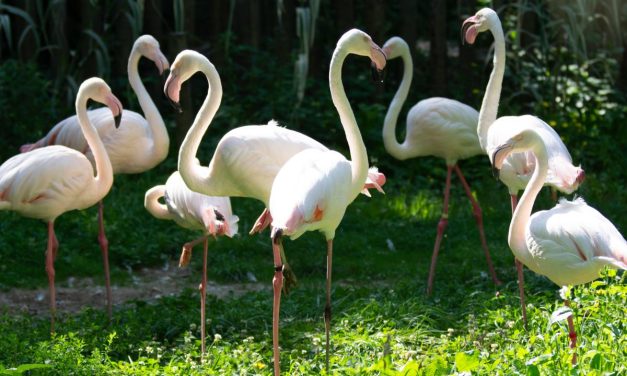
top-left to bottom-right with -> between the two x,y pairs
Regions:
114,113 -> 122,128
491,165 -> 500,180
371,64 -> 385,83
169,98 -> 183,113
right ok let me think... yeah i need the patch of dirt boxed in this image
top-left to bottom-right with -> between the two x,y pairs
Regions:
0,262 -> 269,316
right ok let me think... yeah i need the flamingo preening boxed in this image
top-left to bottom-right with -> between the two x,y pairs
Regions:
381,36 -> 501,295
144,171 -> 238,357
20,35 -> 170,318
268,29 -> 386,375
463,8 -> 585,325
0,77 -> 122,331
492,128 -> 627,365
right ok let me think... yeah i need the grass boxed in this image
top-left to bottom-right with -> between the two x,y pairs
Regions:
0,133 -> 625,375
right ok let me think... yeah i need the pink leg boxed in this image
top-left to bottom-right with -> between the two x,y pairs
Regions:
200,237 -> 208,359
516,260 -> 528,329
565,300 -> 577,365
179,236 -> 207,267
271,231 -> 284,376
454,165 -> 501,286
324,239 -> 333,373
426,165 -> 453,295
46,221 -> 58,333
510,195 -> 528,329
98,200 -> 112,321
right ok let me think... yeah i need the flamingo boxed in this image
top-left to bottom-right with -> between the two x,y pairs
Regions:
0,77 -> 122,332
381,36 -> 501,295
492,127 -> 627,364
144,171 -> 238,357
19,35 -> 170,319
463,7 -> 586,324
163,50 -> 386,290
268,29 -> 386,375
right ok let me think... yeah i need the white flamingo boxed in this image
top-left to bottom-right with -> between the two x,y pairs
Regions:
20,35 -> 170,318
268,29 -> 386,375
463,7 -> 585,324
492,127 -> 627,364
163,50 -> 385,290
381,36 -> 501,295
144,171 -> 238,357
0,77 -> 122,331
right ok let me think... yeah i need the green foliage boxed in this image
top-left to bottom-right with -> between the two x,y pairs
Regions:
0,60 -> 59,161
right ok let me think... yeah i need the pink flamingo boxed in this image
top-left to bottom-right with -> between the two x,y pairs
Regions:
20,35 -> 170,318
144,171 -> 238,357
0,77 -> 122,331
163,50 -> 385,290
492,128 -> 626,364
463,8 -> 585,324
381,36 -> 501,295
268,29 -> 386,375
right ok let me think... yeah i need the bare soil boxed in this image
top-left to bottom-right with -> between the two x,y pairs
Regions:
0,263 -> 269,316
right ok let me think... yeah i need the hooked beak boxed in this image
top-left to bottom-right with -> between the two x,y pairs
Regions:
491,142 -> 513,180
153,50 -> 170,75
164,72 -> 183,113
370,43 -> 387,83
461,16 -> 479,45
106,93 -> 123,128
575,169 -> 585,185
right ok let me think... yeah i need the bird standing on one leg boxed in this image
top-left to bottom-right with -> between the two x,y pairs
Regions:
144,171 -> 238,357
267,28 -> 386,376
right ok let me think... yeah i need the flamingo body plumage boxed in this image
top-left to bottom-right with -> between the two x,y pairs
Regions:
493,128 -> 626,364
382,36 -> 500,294
0,77 -> 122,331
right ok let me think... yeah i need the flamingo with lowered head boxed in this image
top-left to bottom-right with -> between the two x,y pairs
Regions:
492,128 -> 627,364
163,50 -> 386,290
0,77 -> 122,332
144,171 -> 238,357
268,29 -> 386,375
20,35 -> 170,319
381,36 -> 501,295
463,7 -> 585,324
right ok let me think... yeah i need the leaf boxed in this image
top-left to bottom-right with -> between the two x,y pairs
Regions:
15,364 -> 52,373
455,351 -> 479,372
548,306 -> 572,325
527,364 -> 540,376
424,356 -> 448,376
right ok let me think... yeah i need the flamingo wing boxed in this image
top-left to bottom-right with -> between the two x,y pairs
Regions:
527,197 -> 627,286
0,146 -> 95,219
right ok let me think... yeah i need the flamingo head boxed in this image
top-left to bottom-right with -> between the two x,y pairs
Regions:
361,167 -> 387,197
135,35 -> 170,75
164,50 -> 210,113
462,8 -> 498,45
382,36 -> 409,61
80,77 -> 123,128
491,129 -> 545,179
204,207 -> 239,238
338,29 -> 387,82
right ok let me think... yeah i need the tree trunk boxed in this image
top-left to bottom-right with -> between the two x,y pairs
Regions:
518,0 -> 538,51
430,0 -> 447,96
275,0 -> 295,61
457,0 -> 476,103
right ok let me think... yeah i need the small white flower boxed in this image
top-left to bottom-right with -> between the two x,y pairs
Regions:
559,286 -> 571,300
214,333 -> 222,342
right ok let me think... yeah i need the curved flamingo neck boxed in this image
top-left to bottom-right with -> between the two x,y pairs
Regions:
329,46 -> 369,200
382,45 -> 413,160
76,94 -> 113,202
177,60 -> 223,196
477,18 -> 506,150
144,185 -> 173,220
128,47 -> 170,162
508,133 -> 548,264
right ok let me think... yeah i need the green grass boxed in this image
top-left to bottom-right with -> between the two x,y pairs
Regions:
0,133 -> 625,374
